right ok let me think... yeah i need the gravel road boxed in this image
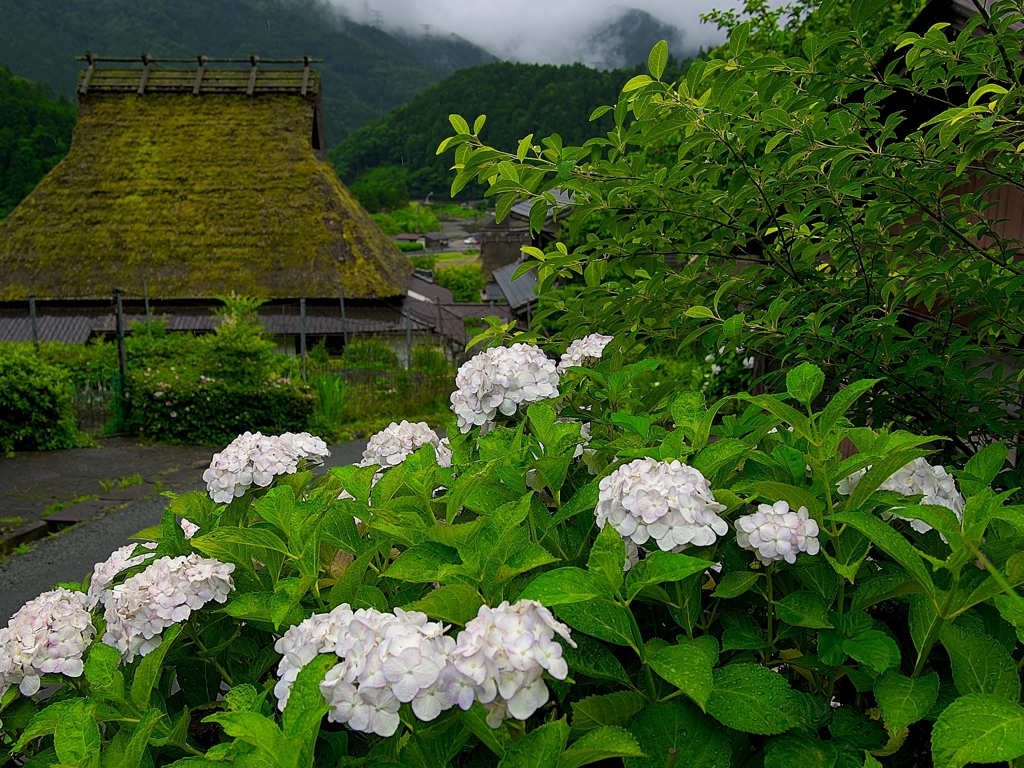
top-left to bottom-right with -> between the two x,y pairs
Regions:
0,439 -> 368,622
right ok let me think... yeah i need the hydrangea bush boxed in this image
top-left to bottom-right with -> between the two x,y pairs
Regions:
2,345 -> 1024,767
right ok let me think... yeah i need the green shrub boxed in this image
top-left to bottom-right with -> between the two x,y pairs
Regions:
348,165 -> 410,213
408,254 -> 438,270
395,240 -> 424,252
370,203 -> 441,235
128,367 -> 313,444
0,344 -> 81,451
434,264 -> 485,302
341,337 -> 398,370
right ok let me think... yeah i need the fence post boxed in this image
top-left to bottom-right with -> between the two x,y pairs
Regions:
405,308 -> 412,371
28,293 -> 38,351
526,300 -> 532,331
114,287 -> 129,427
338,285 -> 348,350
435,297 -> 444,338
299,298 -> 307,381
143,278 -> 152,336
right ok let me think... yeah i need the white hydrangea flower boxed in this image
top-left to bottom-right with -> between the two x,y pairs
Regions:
203,432 -> 330,504
735,501 -> 820,565
102,554 -> 235,663
86,542 -> 158,610
624,538 -> 641,572
0,588 -> 95,697
359,421 -> 453,469
836,457 -> 964,534
444,599 -> 575,727
179,518 -> 200,540
557,334 -> 614,374
450,344 -> 560,433
595,458 -> 728,552
274,604 -> 454,738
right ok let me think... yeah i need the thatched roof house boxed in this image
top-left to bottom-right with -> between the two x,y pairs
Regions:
0,55 -> 411,301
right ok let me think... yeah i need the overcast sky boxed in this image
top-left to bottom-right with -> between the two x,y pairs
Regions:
331,1 -> 739,64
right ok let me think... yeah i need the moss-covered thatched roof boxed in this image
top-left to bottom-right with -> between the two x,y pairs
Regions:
0,65 -> 411,300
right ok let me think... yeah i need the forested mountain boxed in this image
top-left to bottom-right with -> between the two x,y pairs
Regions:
330,60 -> 681,202
0,0 -> 493,144
0,66 -> 77,220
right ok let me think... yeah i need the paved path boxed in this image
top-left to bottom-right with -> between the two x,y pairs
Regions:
0,439 -> 368,622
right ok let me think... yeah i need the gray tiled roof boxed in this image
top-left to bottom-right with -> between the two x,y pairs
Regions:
492,260 -> 539,310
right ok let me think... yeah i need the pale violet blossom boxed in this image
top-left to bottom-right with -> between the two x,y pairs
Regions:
624,538 -> 641,572
836,457 -> 964,534
450,344 -> 559,433
86,542 -> 158,610
203,432 -> 330,504
179,518 -> 200,540
0,588 -> 95,697
102,554 -> 235,663
735,501 -> 820,565
557,334 -> 614,374
743,356 -> 756,369
274,604 -> 454,738
445,600 -> 575,727
595,458 -> 728,552
359,421 -> 452,469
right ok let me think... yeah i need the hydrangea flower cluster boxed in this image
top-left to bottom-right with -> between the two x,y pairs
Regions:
837,457 -> 965,534
203,431 -> 330,503
0,589 -> 95,697
273,604 -> 454,737
359,421 -> 452,469
557,334 -> 613,374
102,554 -> 235,662
445,600 -> 575,727
450,344 -> 560,433
735,501 -> 820,565
86,542 -> 158,610
595,458 -> 728,552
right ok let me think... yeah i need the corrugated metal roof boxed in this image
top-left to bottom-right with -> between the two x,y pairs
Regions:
0,315 -> 93,344
510,190 -> 573,220
492,260 -> 539,310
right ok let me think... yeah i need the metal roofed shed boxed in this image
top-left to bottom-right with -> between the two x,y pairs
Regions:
492,259 -> 539,311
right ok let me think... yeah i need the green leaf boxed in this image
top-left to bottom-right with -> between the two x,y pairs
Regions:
684,305 -> 715,319
776,591 -> 834,628
253,486 -> 295,538
842,630 -> 900,675
282,656 -> 333,740
115,709 -> 161,768
753,482 -> 822,517
786,362 -> 825,406
571,691 -> 647,734
939,623 -> 1022,701
193,527 -> 290,557
829,510 -> 936,597
764,733 -> 837,768
386,542 -> 460,583
622,75 -> 653,92
463,703 -> 513,757
588,524 -> 626,593
54,700 -> 100,768
131,624 -> 182,710
818,379 -> 880,437
203,712 -> 288,766
625,551 -> 712,602
520,568 -> 610,606
557,599 -> 637,649
721,610 -> 768,651
85,643 -> 126,703
648,640 -> 715,710
558,727 -> 644,768
497,719 -> 567,768
625,699 -> 732,768
647,40 -> 669,79
706,663 -> 804,735
405,584 -> 484,625
931,694 -> 1024,768
562,634 -> 631,685
712,571 -> 761,599
448,114 -> 470,135
873,670 -> 939,731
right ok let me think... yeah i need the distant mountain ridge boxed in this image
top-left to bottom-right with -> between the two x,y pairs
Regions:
582,8 -> 688,70
0,0 -> 495,144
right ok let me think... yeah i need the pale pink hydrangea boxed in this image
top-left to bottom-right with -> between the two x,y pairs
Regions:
102,554 -> 235,662
444,600 -> 575,727
557,334 -> 614,374
837,457 -> 964,534
86,542 -> 158,610
450,344 -> 559,433
359,421 -> 452,469
0,588 -> 95,696
595,458 -> 728,552
735,501 -> 820,565
274,605 -> 454,738
203,432 -> 329,503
